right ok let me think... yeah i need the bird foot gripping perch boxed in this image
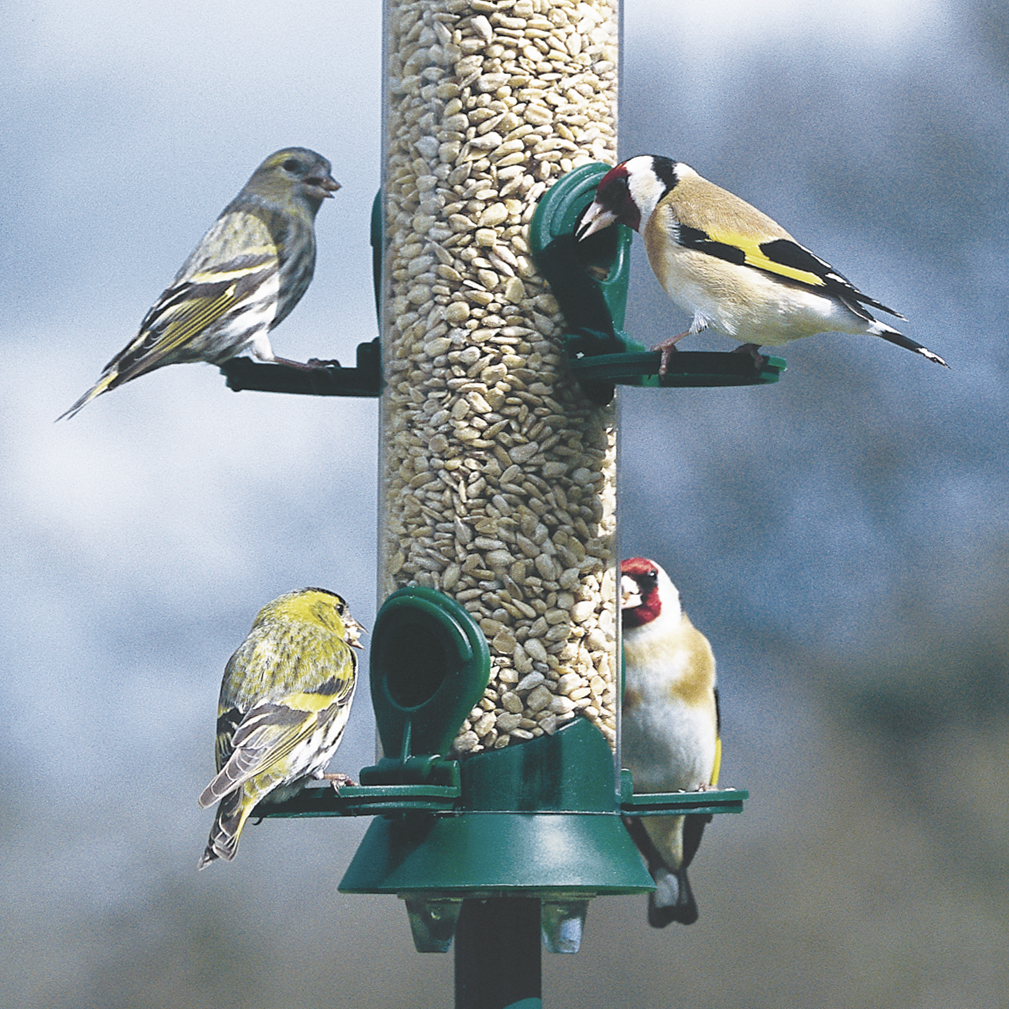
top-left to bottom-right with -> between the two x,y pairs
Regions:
219,338 -> 381,397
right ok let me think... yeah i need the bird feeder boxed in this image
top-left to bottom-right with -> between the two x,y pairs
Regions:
221,2 -> 758,1006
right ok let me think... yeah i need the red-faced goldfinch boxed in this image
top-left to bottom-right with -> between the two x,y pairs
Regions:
198,588 -> 363,869
576,155 -> 947,373
620,557 -> 720,927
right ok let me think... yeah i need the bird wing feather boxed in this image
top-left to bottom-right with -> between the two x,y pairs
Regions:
711,686 -> 722,787
104,214 -> 280,385
658,174 -> 905,318
688,228 -> 905,318
199,638 -> 357,808
198,692 -> 350,808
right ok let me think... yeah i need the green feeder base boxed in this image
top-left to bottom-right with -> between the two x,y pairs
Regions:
339,809 -> 651,897
339,718 -> 653,953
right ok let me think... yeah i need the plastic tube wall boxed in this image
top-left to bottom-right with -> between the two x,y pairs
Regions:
379,0 -> 620,755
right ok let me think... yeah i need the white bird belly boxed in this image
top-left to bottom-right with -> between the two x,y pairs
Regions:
179,272 -> 281,364
264,705 -> 352,802
622,693 -> 716,793
652,247 -> 874,345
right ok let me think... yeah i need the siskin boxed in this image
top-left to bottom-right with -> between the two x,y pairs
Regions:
59,148 -> 340,420
620,558 -> 720,926
198,588 -> 363,869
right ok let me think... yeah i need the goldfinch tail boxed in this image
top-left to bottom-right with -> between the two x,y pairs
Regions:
625,814 -> 706,927
56,371 -> 118,421
648,866 -> 698,928
843,294 -> 948,368
873,326 -> 949,368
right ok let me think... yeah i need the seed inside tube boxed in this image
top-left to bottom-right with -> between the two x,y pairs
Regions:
381,0 -> 619,755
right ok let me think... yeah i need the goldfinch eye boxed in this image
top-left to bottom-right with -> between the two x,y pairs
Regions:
282,158 -> 302,173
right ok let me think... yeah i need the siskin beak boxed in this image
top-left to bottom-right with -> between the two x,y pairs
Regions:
345,617 -> 367,648
308,174 -> 341,199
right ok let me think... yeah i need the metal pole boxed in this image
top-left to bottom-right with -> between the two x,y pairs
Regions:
455,898 -> 542,1009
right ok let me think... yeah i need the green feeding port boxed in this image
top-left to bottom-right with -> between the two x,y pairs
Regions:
528,161 -> 785,400
368,586 -> 491,763
528,162 -> 633,348
371,187 -> 383,326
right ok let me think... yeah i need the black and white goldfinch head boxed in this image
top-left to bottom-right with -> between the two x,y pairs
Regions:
577,155 -> 948,370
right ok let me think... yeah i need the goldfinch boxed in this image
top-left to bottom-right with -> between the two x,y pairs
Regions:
59,148 -> 340,420
620,557 -> 720,927
198,588 -> 363,869
577,155 -> 947,372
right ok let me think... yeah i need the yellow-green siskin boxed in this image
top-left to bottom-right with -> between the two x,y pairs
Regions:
59,148 -> 340,420
198,588 -> 364,869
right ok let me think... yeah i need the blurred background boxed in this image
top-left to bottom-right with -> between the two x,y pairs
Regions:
2,0 -> 1007,1005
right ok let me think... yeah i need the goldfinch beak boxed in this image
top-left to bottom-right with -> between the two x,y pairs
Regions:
620,574 -> 642,611
576,201 -> 617,241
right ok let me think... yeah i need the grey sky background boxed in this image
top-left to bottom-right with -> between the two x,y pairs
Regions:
3,1 -> 1008,1006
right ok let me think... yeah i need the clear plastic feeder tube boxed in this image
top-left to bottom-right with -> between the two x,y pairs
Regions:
379,0 -> 620,755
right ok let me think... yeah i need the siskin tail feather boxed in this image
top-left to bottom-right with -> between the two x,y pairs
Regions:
56,372 -> 117,421
198,791 -> 253,870
198,755 -> 253,809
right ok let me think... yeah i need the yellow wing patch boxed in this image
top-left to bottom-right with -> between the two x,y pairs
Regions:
698,227 -> 831,289
658,173 -> 841,292
710,736 -> 721,788
284,672 -> 356,712
153,284 -> 240,353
